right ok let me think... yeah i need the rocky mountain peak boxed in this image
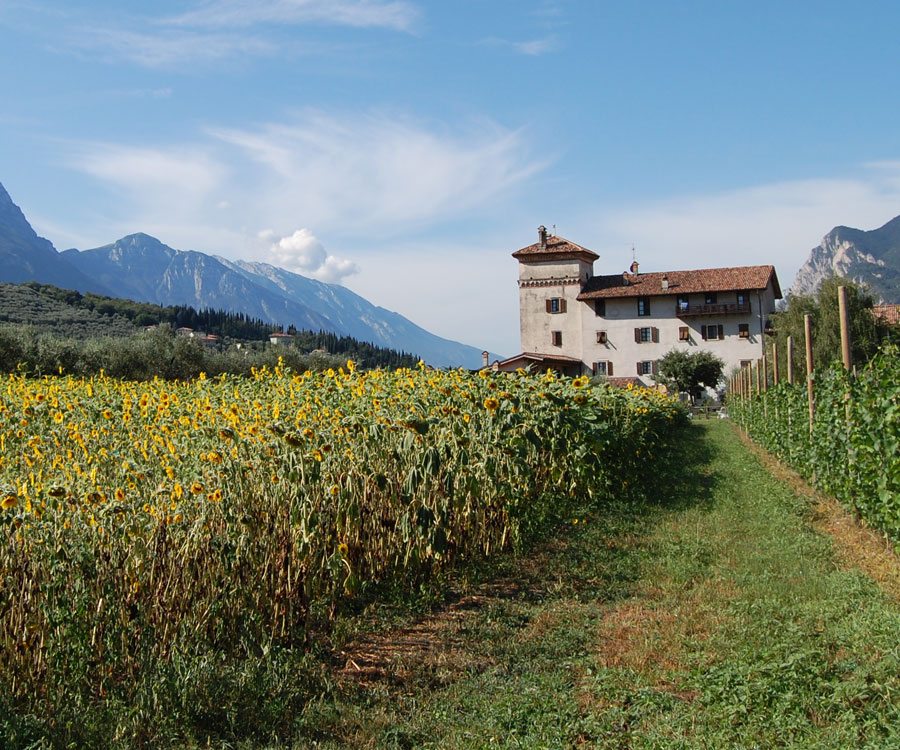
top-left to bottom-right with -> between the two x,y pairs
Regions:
791,215 -> 900,302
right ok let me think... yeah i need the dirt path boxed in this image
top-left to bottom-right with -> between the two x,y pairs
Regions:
307,420 -> 900,748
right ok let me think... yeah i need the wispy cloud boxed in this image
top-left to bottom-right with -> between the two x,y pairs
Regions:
70,26 -> 275,68
166,0 -> 420,31
15,0 -> 417,69
482,35 -> 559,56
209,111 -> 545,231
61,110 -> 544,287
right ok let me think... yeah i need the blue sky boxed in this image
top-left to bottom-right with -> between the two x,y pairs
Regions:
3,0 -> 900,356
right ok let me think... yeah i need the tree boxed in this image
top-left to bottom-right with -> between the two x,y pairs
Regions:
657,349 -> 725,404
771,276 -> 888,373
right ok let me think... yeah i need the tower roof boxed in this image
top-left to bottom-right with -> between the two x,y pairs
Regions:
512,232 -> 599,263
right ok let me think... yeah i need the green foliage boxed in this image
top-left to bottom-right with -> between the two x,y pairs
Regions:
656,348 -> 725,403
0,280 -> 421,376
0,368 -> 686,746
730,343 -> 900,543
772,276 -> 888,373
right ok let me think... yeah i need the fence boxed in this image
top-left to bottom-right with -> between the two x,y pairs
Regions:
728,286 -> 900,545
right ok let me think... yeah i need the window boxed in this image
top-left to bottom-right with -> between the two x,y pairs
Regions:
679,326 -> 690,341
637,296 -> 651,316
701,324 -> 724,341
594,299 -> 606,316
551,330 -> 562,347
596,330 -> 608,344
740,360 -> 752,368
736,291 -> 748,307
593,361 -> 613,376
705,292 -> 718,305
634,327 -> 659,343
636,360 -> 656,376
738,323 -> 750,338
676,295 -> 689,312
546,298 -> 566,314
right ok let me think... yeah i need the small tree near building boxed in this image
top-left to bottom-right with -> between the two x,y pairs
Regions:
657,349 -> 725,404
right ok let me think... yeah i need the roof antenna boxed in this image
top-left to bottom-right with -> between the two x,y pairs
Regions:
629,245 -> 639,276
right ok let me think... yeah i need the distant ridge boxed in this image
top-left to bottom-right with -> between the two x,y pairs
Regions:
0,182 -> 495,368
792,215 -> 900,301
0,182 -> 110,294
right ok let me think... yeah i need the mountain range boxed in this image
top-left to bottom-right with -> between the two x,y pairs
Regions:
0,182 -> 492,367
791,215 -> 900,301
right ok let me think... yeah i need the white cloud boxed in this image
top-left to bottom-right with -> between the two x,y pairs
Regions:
166,0 -> 420,31
67,143 -> 225,197
210,111 -> 545,232
268,228 -> 359,283
481,35 -> 559,56
72,26 -> 275,68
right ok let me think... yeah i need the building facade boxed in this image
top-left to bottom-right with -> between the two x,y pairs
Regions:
502,226 -> 782,385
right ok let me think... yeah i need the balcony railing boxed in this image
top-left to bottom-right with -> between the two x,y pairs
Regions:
677,302 -> 750,317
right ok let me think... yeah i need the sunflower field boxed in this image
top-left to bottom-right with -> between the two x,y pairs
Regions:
0,361 -> 685,744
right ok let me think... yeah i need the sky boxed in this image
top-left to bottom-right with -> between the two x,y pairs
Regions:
3,0 -> 900,357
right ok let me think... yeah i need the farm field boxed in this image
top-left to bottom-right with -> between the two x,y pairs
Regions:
0,363 -> 683,746
306,420 -> 900,748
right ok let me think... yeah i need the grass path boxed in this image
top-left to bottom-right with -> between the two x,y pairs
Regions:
299,420 -> 900,748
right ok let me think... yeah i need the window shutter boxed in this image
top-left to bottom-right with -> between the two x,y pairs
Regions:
652,327 -> 659,343
546,299 -> 552,313
634,328 -> 641,343
718,324 -> 724,340
608,361 -> 613,376
701,325 -> 708,341
560,299 -> 567,313
636,362 -> 642,375
651,360 -> 659,375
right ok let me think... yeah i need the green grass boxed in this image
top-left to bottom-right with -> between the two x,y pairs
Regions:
298,420 -> 900,748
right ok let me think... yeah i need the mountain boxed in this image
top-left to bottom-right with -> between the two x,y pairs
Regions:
791,215 -> 900,301
0,183 -> 489,367
61,234 -> 335,334
0,182 -> 110,294
215,258 -> 486,367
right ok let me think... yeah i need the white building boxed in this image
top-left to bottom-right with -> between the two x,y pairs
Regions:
500,226 -> 782,385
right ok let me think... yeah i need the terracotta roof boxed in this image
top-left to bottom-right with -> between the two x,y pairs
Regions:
512,234 -> 599,263
606,377 -> 642,388
872,304 -> 900,325
498,351 -> 583,366
578,265 -> 781,300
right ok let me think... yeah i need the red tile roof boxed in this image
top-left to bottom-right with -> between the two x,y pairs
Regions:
872,304 -> 900,325
512,234 -> 599,263
497,352 -> 584,367
578,265 -> 781,300
606,377 -> 642,388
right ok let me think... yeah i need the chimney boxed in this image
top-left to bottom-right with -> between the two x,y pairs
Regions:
482,350 -> 489,368
538,225 -> 547,251
661,275 -> 669,291
629,260 -> 639,275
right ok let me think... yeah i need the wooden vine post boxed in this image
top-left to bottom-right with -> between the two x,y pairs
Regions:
786,335 -> 794,385
804,313 -> 814,431
838,285 -> 852,372
772,341 -> 779,385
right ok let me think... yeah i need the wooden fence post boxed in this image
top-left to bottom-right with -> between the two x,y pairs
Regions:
804,313 -> 814,431
838,285 -> 852,372
786,335 -> 794,385
772,341 -> 779,385
761,352 -> 768,392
